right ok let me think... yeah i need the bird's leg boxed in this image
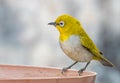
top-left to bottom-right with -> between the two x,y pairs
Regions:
78,61 -> 90,76
61,61 -> 78,74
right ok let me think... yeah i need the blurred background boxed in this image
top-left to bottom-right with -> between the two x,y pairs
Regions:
0,0 -> 120,83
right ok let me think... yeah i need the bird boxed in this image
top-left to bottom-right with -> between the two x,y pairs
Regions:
48,14 -> 114,75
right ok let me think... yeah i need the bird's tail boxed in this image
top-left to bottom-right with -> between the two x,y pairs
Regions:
99,56 -> 114,67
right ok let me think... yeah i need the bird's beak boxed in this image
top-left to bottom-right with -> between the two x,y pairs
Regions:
48,22 -> 56,26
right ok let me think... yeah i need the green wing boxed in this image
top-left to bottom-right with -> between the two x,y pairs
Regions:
80,33 -> 114,67
80,33 -> 102,58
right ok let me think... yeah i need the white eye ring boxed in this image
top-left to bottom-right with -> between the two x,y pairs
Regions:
59,21 -> 65,27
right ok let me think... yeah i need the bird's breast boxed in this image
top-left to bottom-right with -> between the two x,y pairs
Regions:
59,35 -> 93,62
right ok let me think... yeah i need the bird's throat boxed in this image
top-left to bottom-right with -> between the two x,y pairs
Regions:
59,33 -> 79,42
59,33 -> 71,42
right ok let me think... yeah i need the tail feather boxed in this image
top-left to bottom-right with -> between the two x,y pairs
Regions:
100,57 -> 114,67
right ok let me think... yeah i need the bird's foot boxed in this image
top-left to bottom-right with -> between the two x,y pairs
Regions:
78,68 -> 85,76
61,67 -> 71,74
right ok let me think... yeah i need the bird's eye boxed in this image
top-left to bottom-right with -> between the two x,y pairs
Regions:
59,21 -> 64,27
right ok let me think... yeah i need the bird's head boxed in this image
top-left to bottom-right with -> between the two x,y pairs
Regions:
48,14 -> 81,34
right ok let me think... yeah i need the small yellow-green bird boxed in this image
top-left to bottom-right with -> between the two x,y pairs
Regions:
48,14 -> 114,75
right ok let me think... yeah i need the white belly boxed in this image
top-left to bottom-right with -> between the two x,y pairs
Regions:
60,35 -> 93,62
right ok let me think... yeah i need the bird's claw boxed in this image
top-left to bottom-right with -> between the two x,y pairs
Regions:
61,67 -> 70,74
78,68 -> 84,76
